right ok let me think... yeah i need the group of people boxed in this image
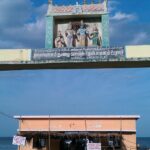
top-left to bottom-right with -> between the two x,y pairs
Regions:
55,20 -> 102,48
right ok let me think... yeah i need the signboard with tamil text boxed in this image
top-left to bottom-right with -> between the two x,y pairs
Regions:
12,135 -> 26,146
87,143 -> 101,150
32,47 -> 125,62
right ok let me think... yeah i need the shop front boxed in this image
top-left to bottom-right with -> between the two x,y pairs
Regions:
14,115 -> 140,150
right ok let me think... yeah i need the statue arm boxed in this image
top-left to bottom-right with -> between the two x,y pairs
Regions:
89,33 -> 93,39
55,37 -> 59,47
99,36 -> 102,46
77,29 -> 80,35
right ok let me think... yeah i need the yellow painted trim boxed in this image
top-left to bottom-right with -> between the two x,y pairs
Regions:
126,45 -> 150,58
0,49 -> 31,62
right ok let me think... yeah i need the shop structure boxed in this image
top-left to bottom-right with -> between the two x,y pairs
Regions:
14,115 -> 140,150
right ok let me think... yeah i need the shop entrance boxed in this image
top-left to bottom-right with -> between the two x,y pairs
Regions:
32,132 -> 121,150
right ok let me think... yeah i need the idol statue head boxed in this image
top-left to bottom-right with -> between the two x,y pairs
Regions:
80,20 -> 84,28
67,22 -> 72,30
58,31 -> 62,36
93,24 -> 98,31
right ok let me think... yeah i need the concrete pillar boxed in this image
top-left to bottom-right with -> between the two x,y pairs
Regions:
45,16 -> 54,48
102,14 -> 109,48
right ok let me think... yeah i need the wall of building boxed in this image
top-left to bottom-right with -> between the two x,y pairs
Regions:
122,134 -> 137,150
19,118 -> 136,132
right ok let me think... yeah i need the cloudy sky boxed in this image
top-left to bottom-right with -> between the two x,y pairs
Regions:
0,0 -> 150,137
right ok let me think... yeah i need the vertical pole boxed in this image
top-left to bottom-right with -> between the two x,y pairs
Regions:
48,115 -> 51,150
85,119 -> 88,144
85,119 -> 87,132
18,118 -> 21,150
120,117 -> 123,150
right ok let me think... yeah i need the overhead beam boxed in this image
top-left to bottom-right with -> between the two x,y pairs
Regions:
1,61 -> 150,71
0,46 -> 150,71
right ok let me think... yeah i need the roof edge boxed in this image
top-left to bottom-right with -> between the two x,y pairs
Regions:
14,115 -> 140,119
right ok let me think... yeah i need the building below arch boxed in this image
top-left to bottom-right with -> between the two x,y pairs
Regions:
14,115 -> 140,150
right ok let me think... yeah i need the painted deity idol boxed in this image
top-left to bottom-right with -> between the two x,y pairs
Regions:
77,20 -> 89,47
90,24 -> 101,46
65,22 -> 75,47
55,31 -> 66,48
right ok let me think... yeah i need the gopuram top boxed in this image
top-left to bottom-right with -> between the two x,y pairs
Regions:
47,0 -> 108,16
45,0 -> 109,49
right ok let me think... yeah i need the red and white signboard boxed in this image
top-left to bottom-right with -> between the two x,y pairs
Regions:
12,135 -> 26,146
87,143 -> 101,150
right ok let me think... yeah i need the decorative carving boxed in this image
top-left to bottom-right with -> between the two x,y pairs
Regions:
55,31 -> 66,48
47,4 -> 105,15
54,20 -> 104,48
65,22 -> 74,47
77,20 -> 89,47
72,2 -> 83,14
90,24 -> 102,46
